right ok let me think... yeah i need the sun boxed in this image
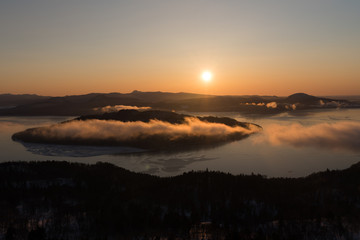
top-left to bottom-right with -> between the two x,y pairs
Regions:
201,71 -> 212,82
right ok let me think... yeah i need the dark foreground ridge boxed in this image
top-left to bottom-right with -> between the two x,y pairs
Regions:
12,110 -> 260,151
1,161 -> 360,239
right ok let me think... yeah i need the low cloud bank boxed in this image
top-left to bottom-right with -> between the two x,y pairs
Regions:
285,104 -> 297,110
255,121 -> 360,152
244,102 -> 297,110
94,105 -> 151,113
15,118 -> 261,147
266,102 -> 277,109
245,102 -> 265,106
319,100 -> 345,108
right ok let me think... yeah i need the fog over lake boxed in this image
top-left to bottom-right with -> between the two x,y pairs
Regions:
1,109 -> 360,177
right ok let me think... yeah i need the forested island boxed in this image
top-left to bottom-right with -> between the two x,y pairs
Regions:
1,161 -> 360,239
12,110 -> 260,151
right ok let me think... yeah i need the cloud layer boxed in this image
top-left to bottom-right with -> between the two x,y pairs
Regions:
244,102 -> 297,110
255,121 -> 360,152
94,105 -> 151,113
266,102 -> 277,109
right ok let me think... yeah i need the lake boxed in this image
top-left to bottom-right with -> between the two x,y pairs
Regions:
1,108 -> 360,177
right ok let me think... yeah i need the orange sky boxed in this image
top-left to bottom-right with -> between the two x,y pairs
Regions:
1,1 -> 359,96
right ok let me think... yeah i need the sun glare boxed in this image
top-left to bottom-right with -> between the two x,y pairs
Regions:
201,71 -> 212,82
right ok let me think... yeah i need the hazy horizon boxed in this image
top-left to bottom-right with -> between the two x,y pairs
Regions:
2,90 -> 360,99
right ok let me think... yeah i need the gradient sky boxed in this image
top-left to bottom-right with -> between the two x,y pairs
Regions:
1,0 -> 359,96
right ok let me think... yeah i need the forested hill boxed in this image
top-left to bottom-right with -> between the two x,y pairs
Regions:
1,161 -> 360,239
75,109 -> 253,128
12,110 -> 259,151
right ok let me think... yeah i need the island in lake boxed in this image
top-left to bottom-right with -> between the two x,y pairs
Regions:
12,109 -> 261,151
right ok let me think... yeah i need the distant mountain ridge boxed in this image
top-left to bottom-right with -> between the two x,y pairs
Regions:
0,94 -> 50,107
284,92 -> 348,105
0,91 -> 357,116
285,93 -> 321,103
